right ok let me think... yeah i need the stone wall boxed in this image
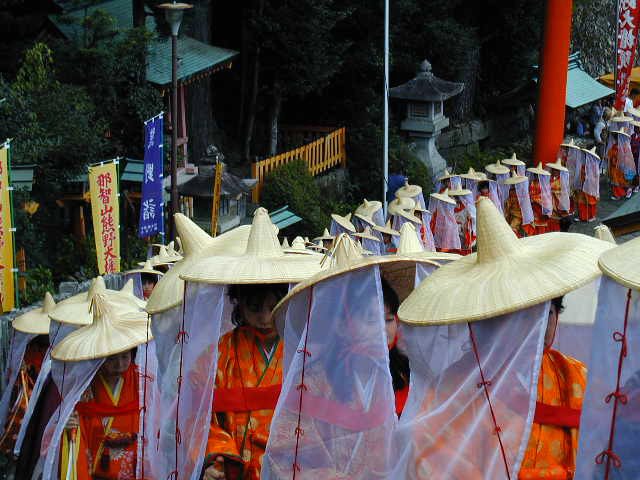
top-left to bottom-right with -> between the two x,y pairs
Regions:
437,119 -> 492,160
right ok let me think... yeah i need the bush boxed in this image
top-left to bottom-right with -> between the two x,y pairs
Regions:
22,265 -> 54,306
260,160 -> 332,237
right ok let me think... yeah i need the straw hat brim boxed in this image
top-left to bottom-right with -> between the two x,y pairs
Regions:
598,237 -> 640,290
527,167 -> 551,176
49,292 -> 145,326
398,232 -> 614,325
447,188 -> 472,197
331,214 -> 356,233
611,116 -> 633,123
502,159 -> 525,167
460,172 -> 487,181
502,176 -> 528,185
12,307 -> 51,335
395,185 -> 423,198
437,172 -> 458,181
353,213 -> 376,226
145,225 -> 252,315
273,255 -> 440,332
283,248 -> 324,256
610,129 -> 631,138
430,193 -> 456,205
51,310 -> 152,362
485,164 -> 510,175
180,253 -> 324,285
126,266 -> 164,276
547,163 -> 569,172
560,142 -> 580,149
353,232 -> 381,242
373,225 -> 400,236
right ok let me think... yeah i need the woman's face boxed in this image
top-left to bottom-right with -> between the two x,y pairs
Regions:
142,280 -> 156,300
100,350 -> 132,378
384,303 -> 398,348
239,291 -> 280,341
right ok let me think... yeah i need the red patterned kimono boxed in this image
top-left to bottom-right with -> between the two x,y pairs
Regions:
0,340 -> 46,454
528,180 -> 548,235
505,189 -> 535,238
575,164 -> 598,222
453,204 -> 474,255
60,363 -> 140,480
206,326 -> 283,480
519,349 -> 587,480
548,175 -> 569,232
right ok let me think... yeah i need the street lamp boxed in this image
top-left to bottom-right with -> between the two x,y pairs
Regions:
157,1 -> 192,240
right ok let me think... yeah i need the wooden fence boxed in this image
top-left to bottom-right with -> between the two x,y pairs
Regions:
251,127 -> 347,203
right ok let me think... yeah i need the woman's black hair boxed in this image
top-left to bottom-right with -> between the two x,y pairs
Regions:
141,272 -> 158,284
381,276 -> 410,392
228,283 -> 288,327
551,296 -> 565,313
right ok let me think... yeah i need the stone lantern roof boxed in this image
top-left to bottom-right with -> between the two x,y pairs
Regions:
390,60 -> 464,102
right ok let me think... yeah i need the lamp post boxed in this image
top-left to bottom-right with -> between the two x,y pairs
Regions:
157,1 -> 192,240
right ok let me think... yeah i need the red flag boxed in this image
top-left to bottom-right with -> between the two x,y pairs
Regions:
615,0 -> 640,110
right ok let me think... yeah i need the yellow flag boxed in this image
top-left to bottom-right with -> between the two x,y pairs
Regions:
89,162 -> 120,274
0,145 -> 15,312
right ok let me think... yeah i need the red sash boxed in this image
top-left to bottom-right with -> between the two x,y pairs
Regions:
213,384 -> 281,412
533,401 -> 581,428
75,400 -> 140,417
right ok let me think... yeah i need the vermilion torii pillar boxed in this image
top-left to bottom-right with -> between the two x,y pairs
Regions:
533,0 -> 573,166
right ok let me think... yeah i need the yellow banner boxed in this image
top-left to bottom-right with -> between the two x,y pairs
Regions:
0,145 -> 15,313
89,162 -> 120,274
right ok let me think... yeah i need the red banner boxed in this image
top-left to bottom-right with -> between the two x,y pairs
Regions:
615,0 -> 640,110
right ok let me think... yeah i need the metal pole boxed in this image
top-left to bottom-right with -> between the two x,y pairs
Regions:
170,33 -> 179,240
614,0 -> 620,107
383,0 -> 389,216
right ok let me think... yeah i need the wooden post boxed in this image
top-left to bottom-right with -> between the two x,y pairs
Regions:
211,161 -> 223,236
533,0 -> 573,166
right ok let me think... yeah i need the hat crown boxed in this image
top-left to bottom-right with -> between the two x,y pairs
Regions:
245,208 -> 282,256
281,237 -> 290,248
43,292 -> 56,313
291,237 -> 306,249
88,276 -> 106,299
143,259 -> 154,270
331,234 -> 363,268
323,228 -> 330,236
594,225 -> 616,244
476,197 -> 519,263
120,279 -> 135,296
175,213 -> 212,256
468,168 -> 475,174
397,223 -> 423,254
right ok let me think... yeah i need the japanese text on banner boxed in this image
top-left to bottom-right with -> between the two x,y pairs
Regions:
615,0 -> 640,110
139,114 -> 164,238
89,161 -> 120,274
0,145 -> 15,312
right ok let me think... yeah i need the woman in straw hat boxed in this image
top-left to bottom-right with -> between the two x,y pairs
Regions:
388,197 -> 423,249
545,159 -> 571,232
607,127 -> 636,199
354,226 -> 383,255
0,293 -> 55,456
428,189 -> 461,253
448,187 -> 476,255
125,260 -> 163,300
460,168 -> 487,200
353,199 -> 384,231
395,180 -> 427,210
574,147 -> 601,222
313,228 -> 335,250
485,160 -> 511,209
373,220 -> 400,254
503,153 -> 526,176
526,163 -> 553,235
39,291 -> 153,480
261,234 -> 439,478
179,208 -> 323,480
392,197 -> 613,479
435,169 -> 459,193
574,236 -> 640,478
330,212 -> 356,236
503,172 -> 535,237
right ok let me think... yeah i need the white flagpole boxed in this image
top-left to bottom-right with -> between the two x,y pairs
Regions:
383,0 -> 389,217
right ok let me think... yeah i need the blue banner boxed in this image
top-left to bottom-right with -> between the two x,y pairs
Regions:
139,114 -> 164,238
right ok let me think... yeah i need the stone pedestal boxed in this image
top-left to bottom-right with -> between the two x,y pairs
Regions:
409,134 -> 447,180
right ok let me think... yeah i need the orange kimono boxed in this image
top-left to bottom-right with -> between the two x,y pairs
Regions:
608,143 -> 630,198
505,189 -> 534,237
528,180 -> 548,235
206,326 -> 283,480
574,164 -> 598,221
0,340 -> 46,454
60,363 -> 139,480
519,349 -> 587,480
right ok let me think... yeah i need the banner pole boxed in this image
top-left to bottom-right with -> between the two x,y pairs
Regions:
6,143 -> 18,309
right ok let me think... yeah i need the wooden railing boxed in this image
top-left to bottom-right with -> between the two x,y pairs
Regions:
251,127 -> 346,203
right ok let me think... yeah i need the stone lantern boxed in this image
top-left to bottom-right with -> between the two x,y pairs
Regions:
390,59 -> 464,180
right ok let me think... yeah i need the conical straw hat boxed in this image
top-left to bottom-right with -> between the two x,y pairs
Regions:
598,236 -> 640,290
388,197 -> 422,224
395,181 -> 423,199
447,187 -> 473,197
273,234 -> 440,332
526,162 -> 551,176
582,146 -> 601,161
460,168 -> 487,181
594,225 -> 616,244
610,127 -> 631,138
485,160 -> 510,175
353,226 -> 381,242
502,153 -> 525,167
52,293 -> 153,361
12,292 -> 56,335
281,237 -> 290,249
155,245 -> 183,264
284,237 -> 321,256
560,138 -> 580,149
398,197 -> 615,325
175,236 -> 184,255
313,228 -> 334,242
437,169 -> 457,181
180,208 -> 325,285
502,172 -> 528,185
354,199 -> 382,225
146,216 -> 251,315
395,223 -> 461,261
50,277 -> 145,326
546,158 -> 568,172
126,260 -> 164,277
430,189 -> 456,205
373,220 -> 400,237
330,212 -> 356,233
